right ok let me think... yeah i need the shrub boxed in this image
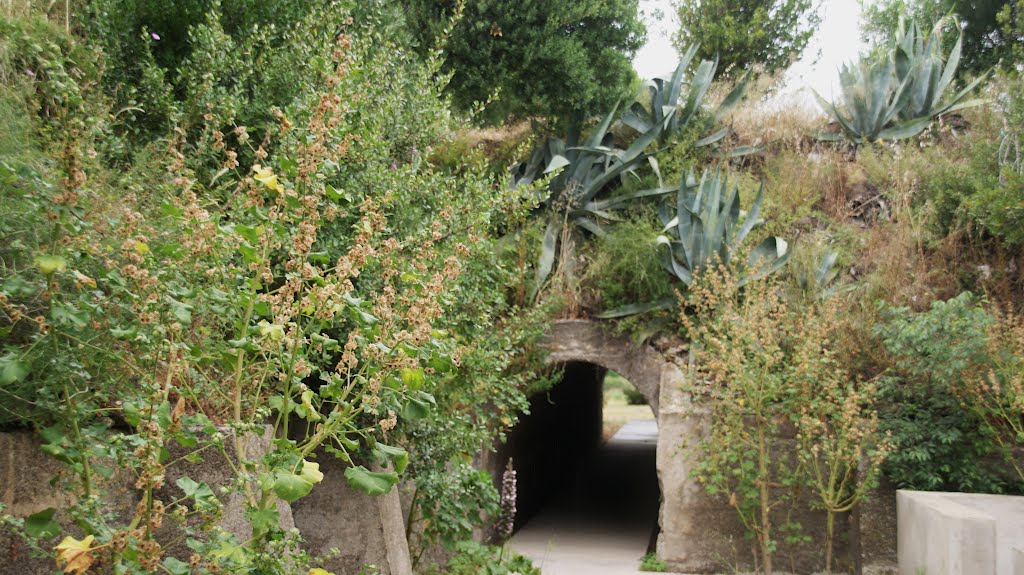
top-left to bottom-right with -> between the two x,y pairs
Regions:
0,5 -> 548,574
684,267 -> 888,574
589,217 -> 674,311
874,293 -> 1015,493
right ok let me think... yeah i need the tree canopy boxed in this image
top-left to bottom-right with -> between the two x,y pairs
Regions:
402,0 -> 646,125
860,0 -> 1015,73
673,0 -> 821,78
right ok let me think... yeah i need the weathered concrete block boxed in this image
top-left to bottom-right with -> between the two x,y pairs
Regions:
897,490 -> 999,575
291,453 -> 412,575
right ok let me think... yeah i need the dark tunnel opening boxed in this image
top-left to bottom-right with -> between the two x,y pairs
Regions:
497,362 -> 661,553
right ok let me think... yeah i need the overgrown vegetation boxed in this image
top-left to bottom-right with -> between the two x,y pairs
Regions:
3,2 -> 1024,575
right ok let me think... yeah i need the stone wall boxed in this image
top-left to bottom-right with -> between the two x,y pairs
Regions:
0,429 -> 410,575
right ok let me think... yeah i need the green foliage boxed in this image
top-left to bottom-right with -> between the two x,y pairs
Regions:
590,218 -> 675,311
513,49 -> 749,300
622,44 -> 750,147
683,270 -> 802,574
874,293 -> 1015,493
436,541 -> 540,575
639,552 -> 669,572
685,269 -> 889,574
674,0 -> 821,78
0,4 -> 546,574
80,0 -> 346,149
402,0 -> 645,125
816,55 -> 929,143
860,0 -> 1013,74
788,245 -> 842,302
893,19 -> 988,121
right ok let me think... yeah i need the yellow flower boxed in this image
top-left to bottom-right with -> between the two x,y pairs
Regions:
252,164 -> 284,193
309,569 -> 336,575
54,535 -> 95,575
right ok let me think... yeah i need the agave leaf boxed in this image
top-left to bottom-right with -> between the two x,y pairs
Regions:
680,57 -> 717,126
719,145 -> 763,158
595,297 -> 677,319
580,124 -> 660,203
876,117 -> 931,140
694,127 -> 731,147
933,74 -> 989,116
574,216 -> 607,236
623,101 -> 654,133
734,183 -> 765,244
935,30 -> 962,99
741,237 -> 791,286
586,101 -> 620,149
586,187 -> 675,212
532,218 -> 561,300
545,154 -> 571,174
816,249 -> 840,286
715,71 -> 750,120
669,43 -> 700,104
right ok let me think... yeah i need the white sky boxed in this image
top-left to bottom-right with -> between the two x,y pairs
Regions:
634,0 -> 869,106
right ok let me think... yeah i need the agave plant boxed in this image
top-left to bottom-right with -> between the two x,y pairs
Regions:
816,17 -> 986,144
893,18 -> 987,121
598,169 -> 790,318
658,169 -> 790,286
814,56 -> 931,143
791,247 -> 842,301
514,50 -> 752,298
515,102 -> 664,297
621,44 -> 748,147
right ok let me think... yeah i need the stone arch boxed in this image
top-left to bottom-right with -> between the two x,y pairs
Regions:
541,319 -> 668,414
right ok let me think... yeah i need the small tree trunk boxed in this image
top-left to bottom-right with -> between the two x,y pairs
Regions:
824,510 -> 835,575
758,426 -> 772,575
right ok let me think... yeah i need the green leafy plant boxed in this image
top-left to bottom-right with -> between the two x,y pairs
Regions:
514,52 -> 750,299
874,293 -> 1013,493
791,299 -> 890,574
0,7 -> 545,574
815,56 -> 931,143
639,551 -> 668,572
789,246 -> 843,302
437,541 -> 540,575
658,169 -> 790,286
682,268 -> 801,575
622,43 -> 749,147
961,307 -> 1024,487
893,18 -> 988,122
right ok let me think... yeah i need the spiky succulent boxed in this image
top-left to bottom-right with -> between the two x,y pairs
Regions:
816,17 -> 986,144
513,48 -> 751,298
598,169 -> 790,318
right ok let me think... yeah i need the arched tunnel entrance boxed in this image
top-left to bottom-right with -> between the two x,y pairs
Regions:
500,361 -> 661,572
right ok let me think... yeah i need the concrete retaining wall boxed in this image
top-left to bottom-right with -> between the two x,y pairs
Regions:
897,490 -> 1024,575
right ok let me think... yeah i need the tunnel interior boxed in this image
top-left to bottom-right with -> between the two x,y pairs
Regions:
498,361 -> 660,543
